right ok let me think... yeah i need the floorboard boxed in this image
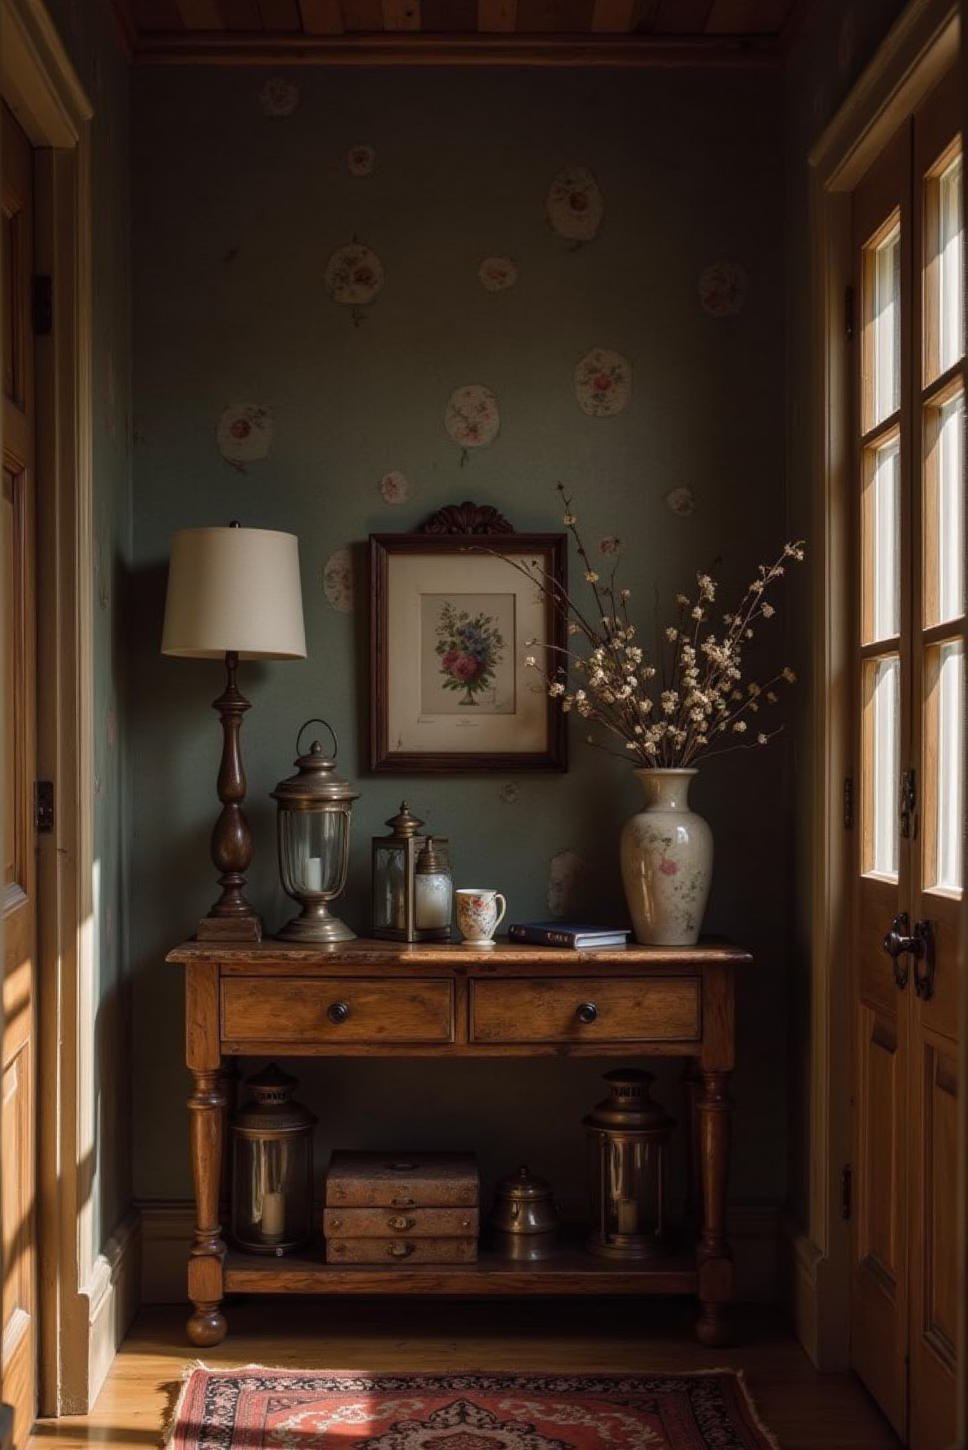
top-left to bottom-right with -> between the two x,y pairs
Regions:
27,1298 -> 901,1448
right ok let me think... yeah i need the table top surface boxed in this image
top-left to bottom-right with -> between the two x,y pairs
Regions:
167,935 -> 753,969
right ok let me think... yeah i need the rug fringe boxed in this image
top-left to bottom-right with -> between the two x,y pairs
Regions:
160,1359 -> 212,1449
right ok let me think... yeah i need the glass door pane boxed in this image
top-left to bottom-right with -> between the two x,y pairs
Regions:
872,224 -> 901,426
865,434 -> 901,642
866,655 -> 901,877
938,154 -> 963,372
933,642 -> 964,889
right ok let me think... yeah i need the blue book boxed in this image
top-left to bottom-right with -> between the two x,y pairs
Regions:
508,922 -> 631,949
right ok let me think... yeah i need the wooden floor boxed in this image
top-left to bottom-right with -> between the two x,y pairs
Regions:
27,1298 -> 900,1449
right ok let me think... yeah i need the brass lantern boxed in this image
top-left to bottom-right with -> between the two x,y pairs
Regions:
371,803 -> 452,941
230,1063 -> 316,1255
585,1069 -> 675,1260
272,719 -> 358,943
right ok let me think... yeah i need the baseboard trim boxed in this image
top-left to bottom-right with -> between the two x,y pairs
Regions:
781,1218 -> 850,1370
138,1198 -> 782,1305
85,1208 -> 142,1408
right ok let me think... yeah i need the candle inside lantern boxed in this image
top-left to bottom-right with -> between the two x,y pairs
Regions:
261,1190 -> 285,1239
304,856 -> 324,893
616,1199 -> 638,1235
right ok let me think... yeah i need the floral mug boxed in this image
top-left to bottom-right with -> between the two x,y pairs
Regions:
455,889 -> 507,948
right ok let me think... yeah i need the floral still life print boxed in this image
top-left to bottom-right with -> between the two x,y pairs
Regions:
167,1368 -> 781,1449
421,594 -> 514,714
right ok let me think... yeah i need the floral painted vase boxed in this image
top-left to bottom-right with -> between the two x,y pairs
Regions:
620,768 -> 712,946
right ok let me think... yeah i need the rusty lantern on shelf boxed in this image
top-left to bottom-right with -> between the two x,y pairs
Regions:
230,1063 -> 316,1256
371,802 -> 452,942
272,719 -> 359,943
584,1068 -> 675,1260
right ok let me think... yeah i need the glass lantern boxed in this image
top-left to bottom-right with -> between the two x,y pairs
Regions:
371,804 -> 451,942
272,719 -> 359,943
584,1069 -> 675,1260
230,1063 -> 316,1256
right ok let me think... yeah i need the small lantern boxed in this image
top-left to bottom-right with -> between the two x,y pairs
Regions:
230,1063 -> 316,1255
371,803 -> 451,941
272,719 -> 358,943
584,1069 -> 675,1260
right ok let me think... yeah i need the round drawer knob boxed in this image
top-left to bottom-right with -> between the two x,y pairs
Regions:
576,1001 -> 598,1025
387,1214 -> 416,1231
327,1000 -> 351,1025
387,1241 -> 415,1258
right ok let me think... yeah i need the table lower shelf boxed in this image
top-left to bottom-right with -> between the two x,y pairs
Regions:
223,1237 -> 698,1297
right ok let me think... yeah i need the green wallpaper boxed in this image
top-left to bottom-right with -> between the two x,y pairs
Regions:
131,63 -> 791,1213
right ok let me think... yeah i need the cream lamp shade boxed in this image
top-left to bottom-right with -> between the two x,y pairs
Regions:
161,525 -> 307,660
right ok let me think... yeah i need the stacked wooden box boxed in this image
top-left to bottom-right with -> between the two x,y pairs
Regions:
323,1151 -> 479,1264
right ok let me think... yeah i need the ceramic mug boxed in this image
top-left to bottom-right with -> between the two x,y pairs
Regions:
455,888 -> 507,947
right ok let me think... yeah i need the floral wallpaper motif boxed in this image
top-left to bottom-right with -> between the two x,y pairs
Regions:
444,383 -> 500,459
665,485 -> 696,516
546,165 -> 603,244
574,348 -> 631,417
216,403 -> 273,467
325,240 -> 385,319
699,260 -> 748,317
259,77 -> 300,117
323,547 -> 355,613
347,144 -> 376,176
478,256 -> 518,292
379,470 -> 412,504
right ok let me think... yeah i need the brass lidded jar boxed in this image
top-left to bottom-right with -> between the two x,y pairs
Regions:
272,719 -> 359,943
230,1063 -> 316,1256
371,803 -> 451,942
585,1069 -> 675,1260
490,1165 -> 558,1260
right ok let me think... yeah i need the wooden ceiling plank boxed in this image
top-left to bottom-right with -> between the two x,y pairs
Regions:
648,0 -> 712,32
258,0 -> 302,26
220,0 -> 263,27
477,0 -> 516,30
590,0 -> 639,33
298,0 -> 345,31
381,0 -> 421,28
174,0 -> 224,28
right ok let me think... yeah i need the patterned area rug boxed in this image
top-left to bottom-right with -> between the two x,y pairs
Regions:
168,1368 -> 780,1448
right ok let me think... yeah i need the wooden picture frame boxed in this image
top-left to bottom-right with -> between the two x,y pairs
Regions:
370,507 -> 567,773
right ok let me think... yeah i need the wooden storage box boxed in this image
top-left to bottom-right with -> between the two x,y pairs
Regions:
323,1151 -> 479,1264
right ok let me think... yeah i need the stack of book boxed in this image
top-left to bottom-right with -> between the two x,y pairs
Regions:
508,922 -> 631,949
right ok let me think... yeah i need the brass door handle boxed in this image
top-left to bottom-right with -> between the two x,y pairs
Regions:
576,1002 -> 598,1025
327,1000 -> 350,1024
387,1215 -> 416,1231
387,1241 -> 415,1258
912,918 -> 936,1001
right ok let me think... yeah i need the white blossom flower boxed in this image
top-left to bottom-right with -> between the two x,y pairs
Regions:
524,655 -> 537,668
758,732 -> 769,744
665,627 -> 678,643
548,682 -> 565,697
782,667 -> 797,683
732,720 -> 748,733
563,513 -> 576,525
761,603 -> 775,618
585,570 -> 599,583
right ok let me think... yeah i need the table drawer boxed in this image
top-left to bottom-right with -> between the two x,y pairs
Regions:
470,977 -> 700,1044
221,977 -> 454,1045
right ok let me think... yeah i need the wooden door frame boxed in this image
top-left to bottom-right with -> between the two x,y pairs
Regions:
0,0 -> 100,1417
793,0 -> 963,1404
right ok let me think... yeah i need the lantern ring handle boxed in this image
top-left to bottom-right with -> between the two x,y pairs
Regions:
296,717 -> 338,760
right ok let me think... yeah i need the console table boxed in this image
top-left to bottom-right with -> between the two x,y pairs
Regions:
167,937 -> 750,1348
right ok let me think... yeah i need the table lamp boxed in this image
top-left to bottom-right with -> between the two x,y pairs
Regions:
162,523 -> 307,941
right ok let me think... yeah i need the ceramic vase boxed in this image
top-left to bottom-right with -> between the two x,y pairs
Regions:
620,768 -> 713,946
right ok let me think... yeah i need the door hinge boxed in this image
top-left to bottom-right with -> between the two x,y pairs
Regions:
841,1163 -> 852,1221
843,775 -> 854,830
34,779 -> 54,833
844,284 -> 855,341
31,274 -> 52,336
900,766 -> 917,839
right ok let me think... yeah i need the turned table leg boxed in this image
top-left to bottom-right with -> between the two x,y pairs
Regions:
695,1068 -> 733,1346
185,962 -> 228,1346
681,1058 -> 703,1231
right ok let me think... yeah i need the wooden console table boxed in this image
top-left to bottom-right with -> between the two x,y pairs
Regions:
167,937 -> 750,1348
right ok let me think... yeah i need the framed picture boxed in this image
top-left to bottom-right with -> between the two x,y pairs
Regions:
370,510 -> 567,772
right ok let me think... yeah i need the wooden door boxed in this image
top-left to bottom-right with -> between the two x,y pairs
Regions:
850,123 -> 912,1440
1,102 -> 38,1448
849,72 -> 963,1450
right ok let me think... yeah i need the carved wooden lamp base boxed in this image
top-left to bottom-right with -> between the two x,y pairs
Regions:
197,650 -> 263,943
